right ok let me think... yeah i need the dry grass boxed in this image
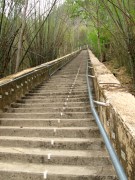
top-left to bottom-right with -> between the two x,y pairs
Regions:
104,60 -> 135,96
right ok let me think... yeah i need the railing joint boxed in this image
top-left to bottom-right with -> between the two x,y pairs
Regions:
94,100 -> 110,107
88,75 -> 95,78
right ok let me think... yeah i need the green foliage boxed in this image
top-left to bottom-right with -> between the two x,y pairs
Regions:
87,30 -> 98,53
66,0 -> 135,86
0,0 -> 135,87
0,0 -> 81,77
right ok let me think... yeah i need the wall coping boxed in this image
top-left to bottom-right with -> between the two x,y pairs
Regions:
88,50 -> 135,139
0,50 -> 79,86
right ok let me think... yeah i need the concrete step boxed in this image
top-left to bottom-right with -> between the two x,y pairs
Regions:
22,95 -> 88,100
0,162 -> 117,180
0,112 -> 93,119
11,102 -> 90,108
34,87 -> 88,91
0,118 -> 96,127
34,90 -> 88,94
31,90 -> 88,94
5,106 -> 91,113
28,91 -> 88,96
0,126 -> 100,138
16,98 -> 89,103
42,78 -> 86,80
19,97 -> 89,103
27,92 -> 88,96
25,93 -> 88,97
0,136 -> 105,150
35,84 -> 87,87
25,93 -> 88,98
34,86 -> 88,89
0,147 -> 111,166
37,85 -> 87,88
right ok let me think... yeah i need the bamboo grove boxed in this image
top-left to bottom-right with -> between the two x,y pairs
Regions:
0,0 -> 86,77
67,0 -> 135,86
0,0 -> 135,88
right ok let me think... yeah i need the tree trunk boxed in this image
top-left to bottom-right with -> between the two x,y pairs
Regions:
15,0 -> 28,73
96,3 -> 102,61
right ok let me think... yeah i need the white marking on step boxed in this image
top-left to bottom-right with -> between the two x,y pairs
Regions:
66,98 -> 68,101
5,92 -> 9,95
51,140 -> 54,145
65,102 -> 67,106
43,171 -> 48,179
63,107 -> 65,110
48,153 -> 51,160
54,128 -> 56,133
61,112 -> 63,116
58,119 -> 61,123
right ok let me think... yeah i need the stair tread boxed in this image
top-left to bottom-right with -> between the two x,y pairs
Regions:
0,118 -> 93,121
0,126 -> 98,130
0,146 -> 109,157
0,136 -> 102,142
7,106 -> 91,109
1,112 -> 92,115
0,161 -> 116,176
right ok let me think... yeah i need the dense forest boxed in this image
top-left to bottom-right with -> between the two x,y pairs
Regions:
67,0 -> 135,89
0,0 -> 135,89
0,0 -> 84,77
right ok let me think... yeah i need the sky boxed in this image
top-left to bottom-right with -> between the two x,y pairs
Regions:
28,0 -> 65,15
4,0 -> 65,17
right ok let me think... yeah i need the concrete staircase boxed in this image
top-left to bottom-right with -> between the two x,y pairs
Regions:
0,51 -> 117,179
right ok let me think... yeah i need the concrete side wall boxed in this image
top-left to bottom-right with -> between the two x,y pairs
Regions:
0,50 -> 80,111
88,50 -> 135,180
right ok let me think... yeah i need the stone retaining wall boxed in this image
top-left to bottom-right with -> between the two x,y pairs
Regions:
88,49 -> 135,180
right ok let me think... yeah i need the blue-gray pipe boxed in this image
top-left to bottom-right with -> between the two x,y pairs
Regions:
86,60 -> 127,180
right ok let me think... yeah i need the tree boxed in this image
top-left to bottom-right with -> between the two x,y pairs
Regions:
66,0 -> 135,86
15,0 -> 28,73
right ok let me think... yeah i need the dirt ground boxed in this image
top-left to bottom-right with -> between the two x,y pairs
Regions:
104,60 -> 135,96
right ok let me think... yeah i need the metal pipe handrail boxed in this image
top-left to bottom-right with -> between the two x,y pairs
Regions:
86,59 -> 127,180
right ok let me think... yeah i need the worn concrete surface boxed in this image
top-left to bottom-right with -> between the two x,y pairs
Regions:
0,51 -> 117,180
